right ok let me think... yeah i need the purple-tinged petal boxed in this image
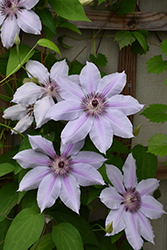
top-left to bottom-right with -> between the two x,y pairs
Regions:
68,74 -> 80,85
79,61 -> 101,94
28,135 -> 56,159
97,71 -> 126,98
19,0 -> 39,9
3,104 -> 28,120
72,151 -> 106,169
18,166 -> 50,191
0,13 -> 5,25
106,164 -> 125,194
56,77 -> 84,101
46,100 -> 82,121
26,60 -> 49,85
60,140 -> 85,157
60,174 -> 80,214
140,195 -> 165,219
124,212 -> 143,250
37,173 -> 61,212
71,163 -> 105,186
50,59 -> 68,80
12,113 -> 33,134
89,115 -> 113,154
100,186 -> 122,209
34,96 -> 54,128
136,179 -> 159,196
17,9 -> 41,34
105,206 -> 126,235
108,95 -> 144,115
105,109 -> 134,139
123,153 -> 137,189
61,113 -> 93,145
12,82 -> 45,105
13,149 -> 51,169
137,210 -> 155,244
1,16 -> 20,48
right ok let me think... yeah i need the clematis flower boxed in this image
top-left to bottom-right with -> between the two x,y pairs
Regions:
47,61 -> 144,154
0,0 -> 41,48
12,59 -> 71,128
14,135 -> 105,213
3,103 -> 34,134
99,153 -> 166,250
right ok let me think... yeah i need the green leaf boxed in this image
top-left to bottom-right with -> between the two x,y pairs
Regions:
0,93 -> 12,101
30,233 -> 55,250
107,137 -> 130,155
56,16 -> 81,35
132,30 -> 148,53
148,134 -> 167,157
141,104 -> 167,123
87,186 -> 103,205
4,208 -> 44,250
147,55 -> 167,74
113,0 -> 136,16
0,218 -> 12,250
161,39 -> 167,56
111,231 -> 124,244
0,163 -> 15,177
6,44 -> 35,77
22,190 -> 40,213
0,181 -> 18,222
52,222 -> 84,250
89,53 -> 108,68
114,30 -> 136,50
37,8 -> 56,35
37,38 -> 61,55
132,145 -> 157,181
48,0 -> 90,22
98,0 -> 106,4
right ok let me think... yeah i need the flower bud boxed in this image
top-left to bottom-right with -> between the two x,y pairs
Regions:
79,0 -> 93,6
133,124 -> 142,137
14,33 -> 20,45
105,222 -> 113,234
23,77 -> 39,84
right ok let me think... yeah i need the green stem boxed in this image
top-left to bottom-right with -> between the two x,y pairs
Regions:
0,123 -> 25,137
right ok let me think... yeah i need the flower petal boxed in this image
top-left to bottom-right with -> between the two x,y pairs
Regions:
106,164 -> 125,194
37,173 -> 61,212
60,140 -> 85,157
97,71 -> 126,98
26,60 -> 50,85
46,100 -> 82,121
122,153 -> 138,189
72,151 -> 106,169
124,212 -> 143,250
50,59 -> 69,80
140,195 -> 165,219
3,104 -> 28,120
1,16 -> 20,48
136,179 -> 159,196
34,96 -> 54,128
17,9 -> 41,34
79,61 -> 101,94
105,206 -> 126,235
89,115 -> 113,154
13,149 -> 51,169
137,210 -> 155,244
28,135 -> 56,159
12,82 -> 45,105
12,113 -> 33,134
61,113 -> 93,145
100,186 -> 122,209
60,174 -> 80,213
18,166 -> 50,191
19,0 -> 39,9
71,163 -> 105,186
108,94 -> 144,115
105,109 -> 134,139
0,13 -> 5,25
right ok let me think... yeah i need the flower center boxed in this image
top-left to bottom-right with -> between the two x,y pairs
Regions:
123,187 -> 141,213
45,80 -> 59,98
81,93 -> 108,117
0,0 -> 19,16
51,156 -> 71,176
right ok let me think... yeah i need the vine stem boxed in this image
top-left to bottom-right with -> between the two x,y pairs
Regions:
69,0 -> 124,65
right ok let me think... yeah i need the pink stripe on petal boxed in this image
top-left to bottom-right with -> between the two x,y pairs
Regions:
123,153 -> 137,189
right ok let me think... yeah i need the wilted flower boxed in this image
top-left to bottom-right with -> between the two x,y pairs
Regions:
12,60 -> 70,128
47,61 -> 144,154
3,103 -> 34,134
0,0 -> 41,48
14,135 -> 105,213
100,153 -> 166,250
